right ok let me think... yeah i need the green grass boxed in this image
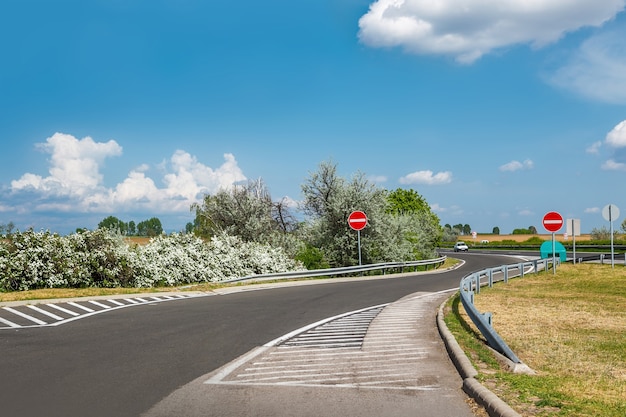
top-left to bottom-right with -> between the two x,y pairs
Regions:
445,263 -> 626,416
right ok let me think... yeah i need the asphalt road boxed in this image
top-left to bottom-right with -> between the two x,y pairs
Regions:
0,252 -> 520,417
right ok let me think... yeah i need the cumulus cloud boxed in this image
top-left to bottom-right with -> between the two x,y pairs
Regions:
606,120 -> 626,147
399,169 -> 452,185
585,207 -> 600,213
11,132 -> 122,197
358,0 -> 625,63
549,28 -> 626,104
10,133 -> 247,214
499,159 -> 534,172
594,120 -> 626,170
601,159 -> 626,171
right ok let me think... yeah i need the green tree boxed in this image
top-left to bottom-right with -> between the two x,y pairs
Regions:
301,161 -> 440,267
128,221 -> 136,236
136,217 -> 163,237
190,178 -> 298,247
386,188 -> 442,257
98,216 -> 129,234
492,226 -> 500,235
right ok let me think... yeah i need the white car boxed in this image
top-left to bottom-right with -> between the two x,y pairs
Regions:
454,241 -> 469,252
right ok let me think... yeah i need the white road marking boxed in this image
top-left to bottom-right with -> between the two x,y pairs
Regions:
2,307 -> 47,325
88,300 -> 111,309
68,302 -> 95,312
47,303 -> 80,316
26,305 -> 64,321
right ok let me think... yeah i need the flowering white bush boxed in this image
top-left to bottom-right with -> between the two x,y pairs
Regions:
0,229 -> 304,291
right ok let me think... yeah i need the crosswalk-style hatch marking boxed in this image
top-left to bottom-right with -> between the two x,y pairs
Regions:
0,293 -> 208,330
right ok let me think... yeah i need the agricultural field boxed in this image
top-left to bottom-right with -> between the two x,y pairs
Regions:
464,234 -> 592,243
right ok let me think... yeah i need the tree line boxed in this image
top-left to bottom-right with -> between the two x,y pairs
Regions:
96,216 -> 164,237
190,161 -> 442,269
1,161 -> 444,270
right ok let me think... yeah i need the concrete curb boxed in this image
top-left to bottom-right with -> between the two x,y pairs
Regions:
437,299 -> 522,417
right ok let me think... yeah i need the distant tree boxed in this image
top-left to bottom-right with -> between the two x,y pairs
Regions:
463,224 -> 471,235
136,217 -> 163,237
0,221 -> 15,235
185,222 -> 194,234
621,218 -> 626,233
492,226 -> 500,235
128,221 -> 136,236
528,225 -> 538,234
442,224 -> 459,242
512,228 -> 532,235
453,224 -> 464,234
98,216 -> 129,234
590,226 -> 619,241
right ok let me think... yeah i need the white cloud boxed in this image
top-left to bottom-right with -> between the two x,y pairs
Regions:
11,132 -> 122,197
585,207 -> 600,213
399,170 -> 452,185
606,120 -> 626,147
499,159 -> 534,172
358,0 -> 625,63
368,175 -> 388,183
9,133 -> 247,214
549,29 -> 626,104
586,141 -> 602,154
601,159 -> 626,171
518,209 -> 534,216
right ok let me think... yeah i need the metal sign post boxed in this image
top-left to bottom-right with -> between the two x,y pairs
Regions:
567,219 -> 581,265
602,204 -> 620,268
543,211 -> 564,275
348,211 -> 368,266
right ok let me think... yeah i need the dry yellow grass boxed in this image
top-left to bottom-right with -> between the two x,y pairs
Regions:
471,264 -> 626,414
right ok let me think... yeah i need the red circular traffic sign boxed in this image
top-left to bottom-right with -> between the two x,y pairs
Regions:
348,211 -> 368,231
542,211 -> 563,233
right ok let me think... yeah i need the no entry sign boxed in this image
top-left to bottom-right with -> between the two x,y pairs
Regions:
348,211 -> 368,231
542,211 -> 563,233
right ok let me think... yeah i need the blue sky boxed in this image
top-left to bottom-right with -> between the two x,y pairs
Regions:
1,0 -> 626,235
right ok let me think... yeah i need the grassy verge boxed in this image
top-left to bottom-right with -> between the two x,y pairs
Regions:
444,263 -> 626,416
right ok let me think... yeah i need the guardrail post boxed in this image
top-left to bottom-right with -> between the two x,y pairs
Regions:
475,275 -> 481,294
520,262 -> 524,278
488,269 -> 493,287
482,312 -> 492,327
503,265 -> 508,283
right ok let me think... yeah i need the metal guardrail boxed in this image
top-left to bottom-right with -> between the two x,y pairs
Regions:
459,257 -> 559,364
223,256 -> 447,283
567,252 -> 625,264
